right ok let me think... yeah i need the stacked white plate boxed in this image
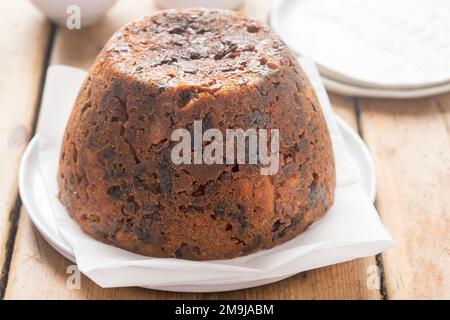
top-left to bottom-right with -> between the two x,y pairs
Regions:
270,0 -> 450,98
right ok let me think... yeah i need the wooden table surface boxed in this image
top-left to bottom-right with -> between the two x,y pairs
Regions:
0,0 -> 449,300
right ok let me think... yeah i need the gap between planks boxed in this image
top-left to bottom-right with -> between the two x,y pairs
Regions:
0,24 -> 56,300
353,97 -> 388,300
357,94 -> 450,299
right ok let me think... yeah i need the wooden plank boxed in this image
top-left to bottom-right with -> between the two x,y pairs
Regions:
6,0 -> 379,299
359,94 -> 450,299
0,0 -> 50,294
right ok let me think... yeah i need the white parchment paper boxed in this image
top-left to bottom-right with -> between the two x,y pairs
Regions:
36,59 -> 393,291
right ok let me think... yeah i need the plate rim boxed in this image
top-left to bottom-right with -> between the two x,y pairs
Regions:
321,75 -> 450,98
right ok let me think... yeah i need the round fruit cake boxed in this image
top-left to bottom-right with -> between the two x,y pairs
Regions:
58,8 -> 335,260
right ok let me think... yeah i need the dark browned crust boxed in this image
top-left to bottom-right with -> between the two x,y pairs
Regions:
58,8 -> 335,260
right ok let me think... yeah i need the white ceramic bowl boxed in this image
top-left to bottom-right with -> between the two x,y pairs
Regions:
155,0 -> 244,10
30,0 -> 117,27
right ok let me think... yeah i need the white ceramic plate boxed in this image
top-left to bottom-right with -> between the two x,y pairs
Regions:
270,0 -> 450,90
321,75 -> 450,99
19,113 -> 376,292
